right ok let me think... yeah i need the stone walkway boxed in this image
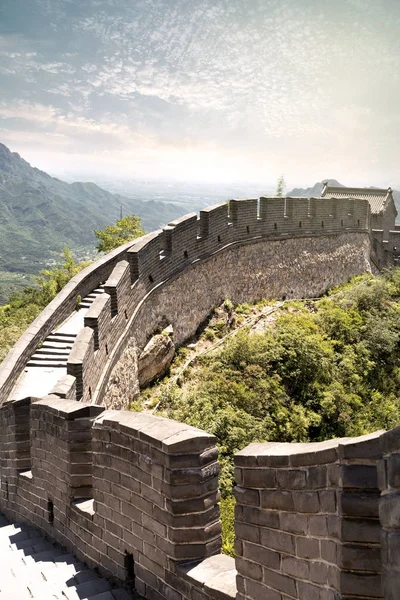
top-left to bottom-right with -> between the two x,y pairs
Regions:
0,514 -> 133,599
11,285 -> 105,401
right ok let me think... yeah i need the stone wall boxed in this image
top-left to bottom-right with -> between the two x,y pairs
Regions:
1,397 -> 399,599
103,231 -> 371,408
234,434 -> 384,600
1,196 -> 372,407
379,425 -> 400,599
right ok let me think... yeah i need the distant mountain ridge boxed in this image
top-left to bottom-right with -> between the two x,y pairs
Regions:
0,143 -> 184,280
286,179 -> 344,197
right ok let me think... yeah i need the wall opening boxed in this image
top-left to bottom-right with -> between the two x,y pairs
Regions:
299,221 -> 302,228
184,250 -> 188,259
124,552 -> 135,583
89,387 -> 92,399
321,221 -> 324,228
217,235 -> 221,243
148,275 -> 154,283
48,499 -> 54,525
357,219 -> 360,226
246,225 -> 250,234
105,344 -> 108,356
274,223 -> 277,230
341,219 -> 344,227
124,310 -> 128,320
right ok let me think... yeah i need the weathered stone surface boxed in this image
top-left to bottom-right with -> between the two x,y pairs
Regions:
138,327 -> 175,388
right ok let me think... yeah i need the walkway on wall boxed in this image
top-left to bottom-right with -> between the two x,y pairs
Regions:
11,285 -> 105,401
0,513 -> 132,599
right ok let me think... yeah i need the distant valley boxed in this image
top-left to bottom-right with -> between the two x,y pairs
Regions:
0,143 -> 187,302
1,142 -> 399,304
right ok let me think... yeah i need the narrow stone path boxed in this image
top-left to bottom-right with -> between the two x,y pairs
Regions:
0,514 -> 133,599
11,285 -> 105,401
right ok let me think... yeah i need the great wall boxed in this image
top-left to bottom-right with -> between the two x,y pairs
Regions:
1,195 -> 400,599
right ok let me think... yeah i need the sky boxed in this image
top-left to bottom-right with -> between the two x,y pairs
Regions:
0,0 -> 400,187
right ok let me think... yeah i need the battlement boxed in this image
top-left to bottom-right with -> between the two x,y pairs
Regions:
0,196 -> 371,407
1,397 -> 399,599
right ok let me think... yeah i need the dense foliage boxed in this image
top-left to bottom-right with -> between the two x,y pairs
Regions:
155,270 -> 400,493
94,214 -> 145,252
0,249 -> 89,362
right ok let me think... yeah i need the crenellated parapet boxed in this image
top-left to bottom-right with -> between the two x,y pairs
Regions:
2,397 -> 400,599
0,196 -> 372,408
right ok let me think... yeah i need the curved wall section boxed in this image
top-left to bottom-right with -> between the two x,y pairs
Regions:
0,238 -> 139,404
0,196 -> 371,406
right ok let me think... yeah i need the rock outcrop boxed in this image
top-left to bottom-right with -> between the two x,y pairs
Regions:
138,326 -> 175,387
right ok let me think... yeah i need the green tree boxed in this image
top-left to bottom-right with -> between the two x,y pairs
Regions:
0,248 -> 89,361
276,174 -> 286,197
94,214 -> 145,253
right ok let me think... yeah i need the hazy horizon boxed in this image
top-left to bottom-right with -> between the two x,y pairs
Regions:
1,0 -> 400,188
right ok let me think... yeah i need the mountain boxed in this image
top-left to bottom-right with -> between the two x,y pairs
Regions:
286,179 -> 344,197
0,143 -> 184,292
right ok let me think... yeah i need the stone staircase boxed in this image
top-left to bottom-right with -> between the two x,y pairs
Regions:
27,333 -> 77,368
79,285 -> 105,309
0,514 -> 133,599
26,285 -> 105,369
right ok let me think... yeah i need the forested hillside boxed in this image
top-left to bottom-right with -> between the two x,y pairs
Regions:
0,143 -> 183,301
139,271 -> 400,553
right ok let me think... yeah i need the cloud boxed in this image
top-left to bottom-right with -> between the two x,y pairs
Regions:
1,0 -> 400,185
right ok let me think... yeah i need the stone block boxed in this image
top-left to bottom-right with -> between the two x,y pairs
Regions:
246,579 -> 280,600
276,469 -> 307,490
241,542 -> 280,570
279,511 -> 308,535
281,555 -> 309,579
339,491 -> 380,518
296,536 -> 320,559
340,571 -> 382,598
340,464 -> 378,489
259,490 -> 293,511
379,491 -> 400,529
338,543 -> 381,572
341,518 -> 381,544
261,568 -> 297,597
260,528 -> 295,554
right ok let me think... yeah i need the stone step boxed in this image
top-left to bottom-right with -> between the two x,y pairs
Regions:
72,569 -> 99,585
21,540 -> 56,556
48,332 -> 77,339
112,589 -> 134,599
41,342 -> 73,352
74,578 -> 112,598
26,361 -> 66,368
35,348 -> 70,356
29,354 -> 68,362
87,592 -> 115,600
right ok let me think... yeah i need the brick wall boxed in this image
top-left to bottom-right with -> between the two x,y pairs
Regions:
1,397 -> 400,599
63,198 -> 371,408
234,433 -> 384,600
1,197 -> 372,406
0,397 -> 236,600
379,425 -> 400,599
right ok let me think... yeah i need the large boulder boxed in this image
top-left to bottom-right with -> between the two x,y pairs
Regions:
138,326 -> 175,387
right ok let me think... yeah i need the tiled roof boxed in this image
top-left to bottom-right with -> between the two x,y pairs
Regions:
321,184 -> 393,214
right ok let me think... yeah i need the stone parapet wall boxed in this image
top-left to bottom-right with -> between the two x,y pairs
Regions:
0,197 -> 371,406
0,238 -> 138,404
0,397 -> 234,600
379,425 -> 400,600
234,433 -> 384,600
1,397 -> 400,599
